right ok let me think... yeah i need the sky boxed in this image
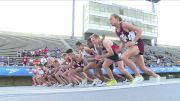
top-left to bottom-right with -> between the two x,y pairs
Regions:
156,1 -> 180,46
0,1 -> 72,35
0,0 -> 179,46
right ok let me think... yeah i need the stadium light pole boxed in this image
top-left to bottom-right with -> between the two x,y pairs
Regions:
71,0 -> 75,40
151,0 -> 155,13
146,0 -> 160,13
146,0 -> 160,46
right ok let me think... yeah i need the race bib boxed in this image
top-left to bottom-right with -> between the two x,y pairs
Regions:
119,33 -> 128,42
119,31 -> 136,42
128,31 -> 136,41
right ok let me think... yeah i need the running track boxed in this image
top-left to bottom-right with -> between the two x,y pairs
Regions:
0,78 -> 180,101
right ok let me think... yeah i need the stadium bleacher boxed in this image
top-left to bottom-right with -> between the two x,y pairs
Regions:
0,31 -> 179,67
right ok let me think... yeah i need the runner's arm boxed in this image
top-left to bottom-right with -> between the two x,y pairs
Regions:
100,40 -> 114,59
123,22 -> 143,42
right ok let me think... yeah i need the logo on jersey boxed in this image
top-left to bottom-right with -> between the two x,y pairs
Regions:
119,31 -> 136,42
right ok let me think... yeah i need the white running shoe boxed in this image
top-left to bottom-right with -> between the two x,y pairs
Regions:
122,79 -> 128,85
36,85 -> 41,87
96,82 -> 106,87
42,84 -> 48,87
81,79 -> 88,85
66,83 -> 74,87
92,79 -> 98,86
155,75 -> 161,82
134,76 -> 144,83
52,83 -> 59,87
78,82 -> 87,87
57,84 -> 65,87
140,76 -> 144,81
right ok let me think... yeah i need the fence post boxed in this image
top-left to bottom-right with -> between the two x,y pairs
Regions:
8,56 -> 9,66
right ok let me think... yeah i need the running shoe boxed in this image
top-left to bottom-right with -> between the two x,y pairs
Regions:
81,79 -> 88,85
134,76 -> 144,83
96,81 -> 106,87
65,83 -> 74,87
155,75 -> 161,82
106,79 -> 117,86
92,79 -> 98,86
57,84 -> 65,87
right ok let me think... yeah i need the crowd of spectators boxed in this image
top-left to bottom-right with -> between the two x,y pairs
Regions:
0,47 -> 62,66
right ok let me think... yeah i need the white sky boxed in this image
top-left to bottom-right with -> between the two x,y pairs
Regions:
0,0 -> 179,46
0,1 -> 72,35
156,1 -> 180,46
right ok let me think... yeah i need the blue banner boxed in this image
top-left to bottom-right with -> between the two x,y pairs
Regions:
0,66 -> 33,76
0,66 -> 180,76
91,66 -> 180,75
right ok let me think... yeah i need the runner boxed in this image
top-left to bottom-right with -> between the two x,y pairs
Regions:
75,41 -> 104,86
91,34 -> 134,86
65,49 -> 88,87
108,14 -> 160,82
